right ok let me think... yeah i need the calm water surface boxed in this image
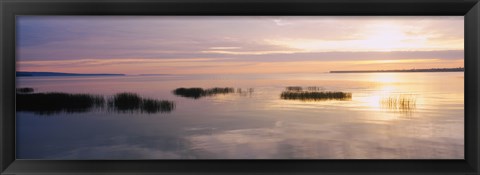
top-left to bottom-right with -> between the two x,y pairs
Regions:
16,72 -> 464,159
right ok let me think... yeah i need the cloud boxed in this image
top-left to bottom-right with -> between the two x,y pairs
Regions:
216,50 -> 464,62
273,19 -> 293,26
18,50 -> 463,65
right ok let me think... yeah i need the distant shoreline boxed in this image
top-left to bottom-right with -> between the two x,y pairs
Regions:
16,72 -> 125,77
330,68 -> 464,73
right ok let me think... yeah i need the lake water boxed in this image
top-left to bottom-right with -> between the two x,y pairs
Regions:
16,72 -> 464,159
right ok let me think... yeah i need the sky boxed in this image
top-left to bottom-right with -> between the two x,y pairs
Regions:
16,16 -> 464,75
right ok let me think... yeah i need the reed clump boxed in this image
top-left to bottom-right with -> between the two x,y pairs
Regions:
16,92 -> 105,115
108,92 -> 175,113
173,87 -> 235,99
173,88 -> 204,99
285,86 -> 325,92
306,86 -> 325,91
108,93 -> 142,111
380,95 -> 416,113
16,89 -> 175,115
204,87 -> 235,96
16,87 -> 34,93
285,86 -> 303,91
141,98 -> 176,114
236,88 -> 254,96
281,91 -> 352,101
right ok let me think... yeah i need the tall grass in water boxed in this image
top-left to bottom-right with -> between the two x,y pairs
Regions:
380,95 -> 416,113
285,86 -> 302,91
173,87 -> 235,99
237,88 -> 254,96
286,86 -> 324,92
108,92 -> 175,113
204,87 -> 235,96
281,91 -> 352,101
173,88 -> 204,99
108,93 -> 142,111
282,86 -> 351,101
16,92 -> 104,115
306,86 -> 325,91
141,98 -> 175,114
16,87 -> 34,93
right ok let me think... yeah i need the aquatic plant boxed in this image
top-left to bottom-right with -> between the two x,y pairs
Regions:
236,88 -> 254,96
285,86 -> 325,92
285,86 -> 303,91
16,92 -> 105,115
281,91 -> 352,101
306,86 -> 325,91
204,87 -> 235,96
16,87 -> 34,93
173,87 -> 235,99
141,98 -> 175,114
380,95 -> 416,113
108,92 -> 175,113
173,88 -> 204,99
17,91 -> 175,115
108,92 -> 142,111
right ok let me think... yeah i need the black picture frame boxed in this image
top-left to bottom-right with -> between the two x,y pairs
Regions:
1,0 -> 479,174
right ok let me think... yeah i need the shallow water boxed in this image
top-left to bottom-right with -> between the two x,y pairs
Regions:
16,72 -> 464,159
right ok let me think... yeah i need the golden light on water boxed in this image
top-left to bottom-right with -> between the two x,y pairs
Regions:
360,84 -> 397,110
368,73 -> 399,83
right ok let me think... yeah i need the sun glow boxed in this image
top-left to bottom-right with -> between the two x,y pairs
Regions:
359,23 -> 427,52
264,22 -> 450,52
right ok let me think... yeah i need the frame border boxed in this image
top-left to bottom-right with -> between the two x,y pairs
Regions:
1,0 -> 479,174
